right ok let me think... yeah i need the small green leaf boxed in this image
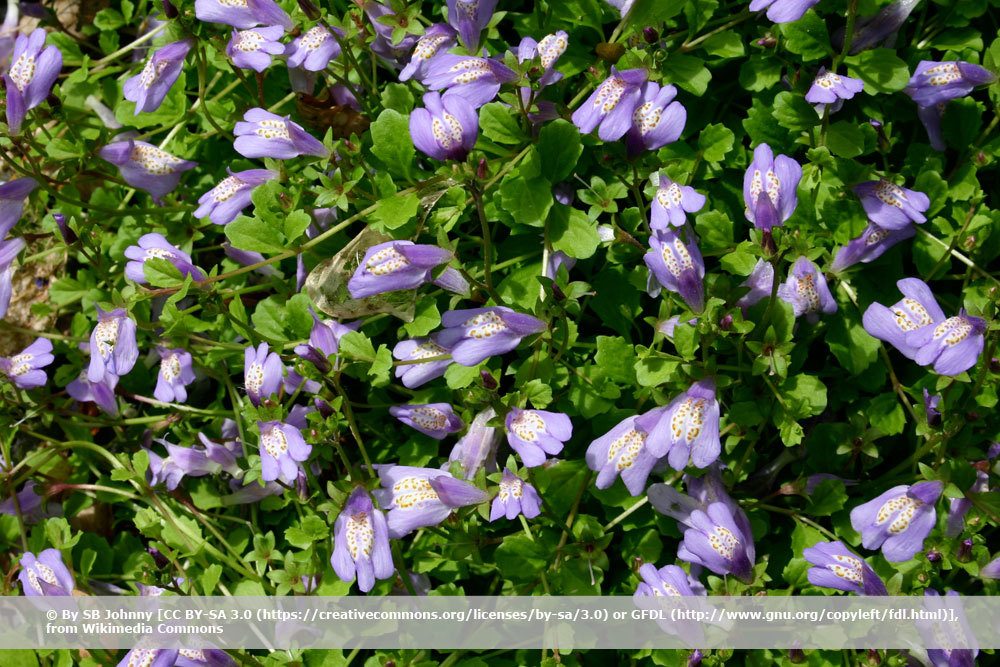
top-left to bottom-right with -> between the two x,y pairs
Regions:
845,49 -> 911,94
479,102 -> 526,144
370,109 -> 416,179
537,119 -> 583,182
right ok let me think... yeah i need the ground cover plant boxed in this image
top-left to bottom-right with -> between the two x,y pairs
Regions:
1,0 -> 1000,664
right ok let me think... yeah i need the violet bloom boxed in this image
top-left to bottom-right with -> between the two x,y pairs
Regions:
258,420 -> 311,483
634,563 -> 705,598
423,55 -> 517,108
543,250 -> 576,280
244,342 -> 283,406
923,388 -> 942,426
0,178 -> 37,237
124,233 -> 207,284
909,310 -> 987,376
490,468 -> 541,521
116,648 -> 178,667
98,140 -> 196,203
847,0 -> 921,54
505,408 -> 572,467
392,335 -> 453,387
347,241 -> 466,299
605,0 -> 635,17
373,464 -> 488,537
643,378 -> 721,470
743,143 -> 802,230
572,67 -> 647,142
777,256 -> 837,323
644,229 -> 705,312
862,278 -> 945,359
390,403 -> 464,440
399,24 -> 457,83
649,172 -> 705,230
446,0 -> 497,52
853,179 -> 930,230
66,373 -> 119,416
945,470 -> 988,537
448,407 -> 500,479
154,347 -> 195,403
803,541 -> 888,595
223,243 -> 278,276
804,68 -> 864,114
18,549 -> 74,596
736,259 -> 775,310
0,337 -> 54,389
830,222 -> 915,272
147,438 -> 241,491
365,1 -> 418,67
0,481 -> 59,524
294,313 -> 358,373
850,481 -> 942,562
905,61 -> 995,108
0,237 -> 25,318
917,103 -> 948,151
233,108 -> 328,159
194,0 -> 292,30
981,557 -> 1000,580
286,25 -> 342,72
625,82 -> 686,155
173,649 -> 234,667
678,502 -> 755,582
123,40 -> 192,115
517,31 -> 568,88
586,406 -> 668,496
227,26 -> 286,73
195,168 -> 277,226
88,307 -> 139,382
437,307 -> 547,366
4,29 -> 62,135
331,487 -> 393,593
749,0 -> 819,24
409,91 -> 479,161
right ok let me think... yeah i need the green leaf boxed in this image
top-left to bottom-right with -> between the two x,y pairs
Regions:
845,49 -> 911,94
781,375 -> 828,419
285,515 -> 329,549
698,123 -> 735,163
826,121 -> 865,158
869,393 -> 905,436
537,120 -> 583,183
370,109 -> 416,179
479,102 -> 526,144
701,31 -> 745,59
494,533 -> 549,581
500,173 -> 553,227
594,336 -> 637,384
662,54 -> 712,96
549,206 -> 599,259
826,307 -> 879,375
806,479 -> 848,517
779,10 -> 831,62
283,210 -> 313,241
693,210 -> 733,252
142,257 -> 185,288
522,379 -> 553,408
380,82 -> 414,114
226,214 -> 285,254
339,331 -> 377,362
773,91 -> 820,132
371,192 -> 420,230
624,0 -> 686,25
739,56 -> 783,92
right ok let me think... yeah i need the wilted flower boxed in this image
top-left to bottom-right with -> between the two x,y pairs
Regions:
749,0 -> 819,24
446,0 -> 498,52
625,82 -> 686,155
244,342 -> 283,406
195,168 -> 277,225
4,29 -> 62,134
347,241 -> 464,299
373,464 -> 488,537
18,549 -> 74,596
678,502 -> 755,582
227,26 -> 286,72
853,179 -> 930,230
0,178 -> 38,238
643,378 -> 721,470
154,347 -> 196,403
910,310 -> 987,377
743,143 -> 802,230
147,437 -> 241,490
0,481 -> 60,523
124,233 -> 206,284
424,54 -> 517,108
98,140 -> 196,202
0,337 -> 54,389
572,67 -> 647,141
850,481 -> 942,562
448,407 -> 501,479
258,420 -> 311,483
233,108 -> 328,159
88,307 -> 139,382
649,172 -> 705,230
66,373 -> 119,416
287,25 -> 343,71
644,229 -> 705,312
331,487 -> 394,593
777,256 -> 837,323
490,468 -> 541,521
517,31 -> 568,88
409,91 -> 479,161
0,237 -> 26,318
803,541 -> 888,595
393,336 -> 453,388
294,313 -> 358,373
123,40 -> 192,114
804,67 -> 864,114
905,61 -> 995,108
862,278 -> 945,359
587,406 -> 669,496
438,307 -> 547,366
505,408 -> 572,467
830,222 -> 915,272
399,24 -> 457,83
390,403 -> 464,440
194,0 -> 292,30
736,258 -> 775,310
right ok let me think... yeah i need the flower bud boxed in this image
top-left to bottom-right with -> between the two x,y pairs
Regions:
957,538 -> 973,562
642,27 -> 659,44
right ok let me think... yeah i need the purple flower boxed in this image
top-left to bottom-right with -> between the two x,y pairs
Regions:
571,67 -> 647,142
66,373 -> 119,416
194,0 -> 292,30
393,335 -> 453,387
233,108 -> 328,159
489,468 -> 541,521
847,0 -> 922,54
258,420 -> 311,483
154,347 -> 195,403
644,229 -> 705,312
331,487 -> 393,593
294,313 -> 358,373
634,563 -> 705,598
148,437 -> 240,490
348,241 -> 464,299
920,590 -> 978,667
736,258 -> 775,310
446,0 -> 498,52
390,403 -> 464,439
227,26 -> 286,72
244,342 -> 283,406
4,29 -> 62,135
116,648 -> 178,667
0,337 -> 54,389
124,233 -> 207,284
18,549 -> 74,596
505,408 -> 572,467
409,92 -> 479,161
905,61 -> 996,108
123,40 -> 192,115
543,250 -> 576,279
586,406 -> 668,496
0,178 -> 37,238
423,54 -> 517,108
222,243 -> 278,275
98,140 -> 196,203
830,222 -> 915,272
804,68 -> 864,114
909,310 -> 987,377
850,481 -> 942,562
0,481 -> 60,523
195,168 -> 277,226
748,0 -> 819,24
743,143 -> 802,231
364,1 -> 418,67
517,31 -> 568,88
853,179 -> 930,230
923,388 -> 942,426
625,82 -> 686,155
0,237 -> 23,319
174,649 -> 234,667
803,541 -> 888,595
88,307 -> 139,382
917,103 -> 947,151
649,172 -> 705,230
981,557 -> 1000,580
777,256 -> 837,323
438,307 -> 547,366
945,470 -> 988,537
373,464 -> 488,537
678,502 -> 755,582
448,407 -> 501,479
643,378 -> 721,470
399,24 -> 457,83
862,278 -> 945,359
286,25 -> 342,72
